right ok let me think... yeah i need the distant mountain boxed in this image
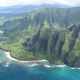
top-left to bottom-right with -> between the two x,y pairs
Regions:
0,3 -> 70,19
0,5 -> 37,19
39,3 -> 70,8
0,5 -> 37,13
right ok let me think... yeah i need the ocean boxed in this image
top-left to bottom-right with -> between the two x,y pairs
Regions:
0,50 -> 80,80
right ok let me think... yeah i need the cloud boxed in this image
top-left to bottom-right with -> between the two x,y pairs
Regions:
0,0 -> 79,6
0,0 -> 18,6
17,0 -> 80,6
17,0 -> 69,5
66,0 -> 80,6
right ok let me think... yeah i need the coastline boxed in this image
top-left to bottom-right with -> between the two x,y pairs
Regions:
0,47 -> 79,68
3,51 -> 80,69
4,51 -> 66,68
4,51 -> 50,66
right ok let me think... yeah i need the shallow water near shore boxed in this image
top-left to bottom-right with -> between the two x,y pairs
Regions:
0,50 -> 80,80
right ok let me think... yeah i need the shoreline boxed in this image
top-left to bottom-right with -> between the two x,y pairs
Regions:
4,51 -> 51,67
4,51 -> 48,63
3,51 -> 80,69
4,51 -> 66,67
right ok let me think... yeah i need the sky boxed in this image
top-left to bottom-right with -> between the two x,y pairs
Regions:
0,0 -> 80,6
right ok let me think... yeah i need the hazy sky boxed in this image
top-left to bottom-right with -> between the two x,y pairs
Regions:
0,0 -> 80,6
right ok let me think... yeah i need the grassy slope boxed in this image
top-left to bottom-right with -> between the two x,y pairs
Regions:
0,7 -> 80,63
0,37 -> 47,60
1,38 -> 34,60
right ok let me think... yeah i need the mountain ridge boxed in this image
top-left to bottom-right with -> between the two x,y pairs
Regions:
0,7 -> 80,67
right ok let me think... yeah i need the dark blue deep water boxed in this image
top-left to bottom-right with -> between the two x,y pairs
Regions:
0,50 -> 80,80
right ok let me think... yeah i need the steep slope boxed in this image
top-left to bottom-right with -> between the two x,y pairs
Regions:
3,7 -> 80,41
24,23 -> 80,67
1,7 -> 80,67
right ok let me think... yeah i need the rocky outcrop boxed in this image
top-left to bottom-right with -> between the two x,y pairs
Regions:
24,23 -> 80,67
64,24 -> 80,67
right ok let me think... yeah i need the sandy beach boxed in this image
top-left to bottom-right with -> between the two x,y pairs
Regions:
4,51 -> 67,68
4,51 -> 49,66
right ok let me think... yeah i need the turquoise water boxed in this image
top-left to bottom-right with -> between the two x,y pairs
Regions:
0,50 -> 80,80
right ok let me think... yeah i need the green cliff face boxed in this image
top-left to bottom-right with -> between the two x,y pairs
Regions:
1,7 -> 80,67
24,24 -> 80,67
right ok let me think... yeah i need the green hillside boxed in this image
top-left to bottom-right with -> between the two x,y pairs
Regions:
0,7 -> 80,67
